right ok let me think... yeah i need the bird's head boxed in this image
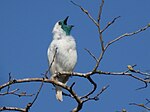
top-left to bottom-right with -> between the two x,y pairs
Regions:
52,16 -> 74,36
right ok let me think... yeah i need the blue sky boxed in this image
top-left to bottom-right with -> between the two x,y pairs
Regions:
0,0 -> 150,112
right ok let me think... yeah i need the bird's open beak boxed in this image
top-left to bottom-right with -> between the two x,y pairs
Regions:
64,16 -> 69,25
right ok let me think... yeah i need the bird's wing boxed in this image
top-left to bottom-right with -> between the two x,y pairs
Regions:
47,42 -> 58,76
47,42 -> 57,64
47,45 -> 53,66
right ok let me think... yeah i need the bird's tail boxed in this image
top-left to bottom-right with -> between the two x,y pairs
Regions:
56,86 -> 63,102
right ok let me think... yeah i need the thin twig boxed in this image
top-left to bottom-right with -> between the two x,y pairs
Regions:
100,16 -> 121,33
105,24 -> 150,50
70,82 -> 76,90
83,85 -> 109,102
0,89 -> 19,95
62,92 -> 72,98
7,73 -> 11,93
134,70 -> 150,76
92,48 -> 105,72
81,76 -> 97,100
97,0 -> 104,23
0,106 -> 26,112
70,1 -> 99,27
97,0 -> 105,51
145,99 -> 150,105
99,70 -> 150,83
0,89 -> 34,97
84,48 -> 98,62
129,103 -> 150,111
25,81 -> 44,111
95,85 -> 109,98
44,47 -> 58,78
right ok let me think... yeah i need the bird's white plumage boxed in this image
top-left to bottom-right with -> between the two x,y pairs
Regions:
47,20 -> 77,101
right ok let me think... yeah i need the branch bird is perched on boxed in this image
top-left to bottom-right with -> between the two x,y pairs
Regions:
47,16 -> 77,101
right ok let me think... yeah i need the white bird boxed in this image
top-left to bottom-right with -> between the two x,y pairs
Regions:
47,16 -> 77,101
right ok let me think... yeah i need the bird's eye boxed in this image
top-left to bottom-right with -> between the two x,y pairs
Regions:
58,21 -> 62,25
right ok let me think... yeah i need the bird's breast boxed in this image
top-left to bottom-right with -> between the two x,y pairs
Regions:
54,38 -> 77,72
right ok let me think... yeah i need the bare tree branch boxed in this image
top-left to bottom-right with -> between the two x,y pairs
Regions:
105,24 -> 150,50
53,69 -> 150,83
0,77 -> 83,112
0,88 -> 34,97
97,0 -> 104,23
70,1 -> 99,27
129,102 -> 150,111
83,85 -> 109,102
84,48 -> 98,63
100,16 -> 121,33
128,66 -> 150,77
7,73 -> 11,93
92,24 -> 150,72
81,76 -> 97,100
97,0 -> 105,51
44,47 -> 58,79
0,106 -> 26,112
24,81 -> 44,112
146,99 -> 150,105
